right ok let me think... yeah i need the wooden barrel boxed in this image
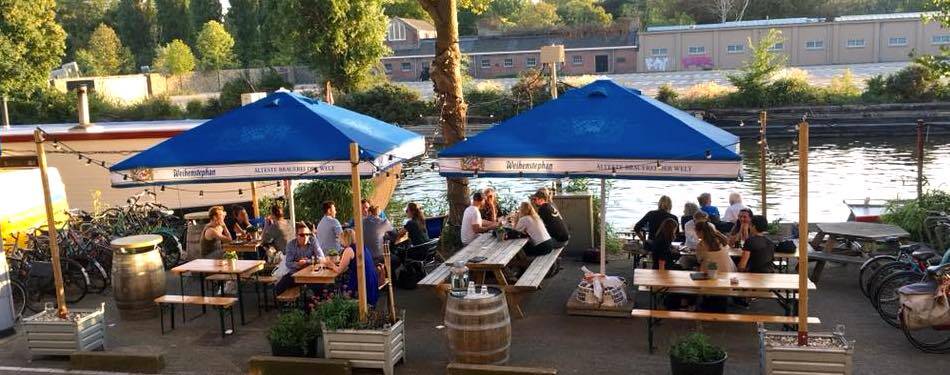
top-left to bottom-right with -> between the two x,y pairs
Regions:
111,235 -> 166,319
444,287 -> 511,365
184,212 -> 209,261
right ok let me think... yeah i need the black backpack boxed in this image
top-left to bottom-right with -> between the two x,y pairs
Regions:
394,261 -> 426,289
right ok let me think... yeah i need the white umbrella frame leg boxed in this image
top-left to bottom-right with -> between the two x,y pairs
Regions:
599,178 -> 607,275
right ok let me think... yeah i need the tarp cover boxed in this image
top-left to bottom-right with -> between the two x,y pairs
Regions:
110,91 -> 425,187
438,79 -> 741,180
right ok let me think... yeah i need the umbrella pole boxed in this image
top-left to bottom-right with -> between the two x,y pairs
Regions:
599,178 -> 607,275
285,180 -> 295,225
350,142 -> 368,321
250,182 -> 259,219
33,128 -> 68,318
797,121 -> 809,345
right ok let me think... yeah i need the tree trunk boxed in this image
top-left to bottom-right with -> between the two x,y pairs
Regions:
420,0 -> 469,226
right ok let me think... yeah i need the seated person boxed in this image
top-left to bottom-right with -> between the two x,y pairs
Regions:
695,220 -> 736,273
274,222 -> 326,295
261,205 -> 293,261
738,215 -> 776,273
397,202 -> 430,247
514,202 -> 554,256
362,205 -> 394,263
461,192 -> 499,245
650,218 -> 679,270
481,187 -> 500,223
678,202 -> 699,242
683,211 -> 709,250
728,208 -> 755,247
530,190 -> 570,249
226,205 -> 252,239
346,199 -> 387,227
634,195 -> 678,243
722,192 -> 749,224
201,206 -> 232,259
697,193 -> 721,222
336,228 -> 379,306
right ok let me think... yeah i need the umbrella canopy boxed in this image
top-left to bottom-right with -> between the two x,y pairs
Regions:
110,91 -> 425,187
438,79 -> 741,180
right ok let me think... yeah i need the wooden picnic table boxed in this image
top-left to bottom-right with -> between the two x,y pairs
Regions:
224,239 -> 262,253
810,222 -> 910,251
292,266 -> 341,284
171,259 -> 264,325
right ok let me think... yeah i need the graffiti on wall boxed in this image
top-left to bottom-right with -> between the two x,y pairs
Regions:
645,56 -> 669,71
681,55 -> 714,69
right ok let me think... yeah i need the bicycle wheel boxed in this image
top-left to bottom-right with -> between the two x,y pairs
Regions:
73,256 -> 109,294
860,255 -> 897,298
901,310 -> 950,353
152,229 -> 183,270
61,258 -> 89,303
10,279 -> 27,320
873,271 -> 923,328
867,261 -> 913,302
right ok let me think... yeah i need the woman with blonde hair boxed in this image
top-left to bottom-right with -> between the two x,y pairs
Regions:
480,187 -> 500,222
695,221 -> 736,273
514,201 -> 553,256
201,205 -> 232,258
336,228 -> 379,305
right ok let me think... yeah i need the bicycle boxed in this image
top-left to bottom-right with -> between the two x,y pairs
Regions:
863,243 -> 937,303
874,248 -> 950,328
899,263 -> 950,353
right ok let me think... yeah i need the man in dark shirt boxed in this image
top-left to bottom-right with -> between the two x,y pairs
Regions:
634,196 -> 678,242
531,191 -> 570,248
738,215 -> 775,273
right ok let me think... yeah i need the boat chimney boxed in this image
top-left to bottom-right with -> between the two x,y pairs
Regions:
69,85 -> 101,132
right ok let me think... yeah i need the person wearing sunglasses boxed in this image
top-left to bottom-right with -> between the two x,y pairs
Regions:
274,222 -> 325,295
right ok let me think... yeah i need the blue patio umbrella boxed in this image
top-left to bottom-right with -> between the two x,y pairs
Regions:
110,90 -> 425,320
438,79 -> 742,272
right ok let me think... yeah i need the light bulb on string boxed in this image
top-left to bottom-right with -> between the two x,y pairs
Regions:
655,160 -> 662,171
739,120 -> 745,127
123,174 -> 129,180
52,142 -> 61,150
705,150 -> 712,159
238,189 -> 244,196
160,185 -> 166,192
199,190 -> 204,197
611,167 -> 617,177
77,154 -> 83,160
277,181 -> 282,188
86,158 -> 92,166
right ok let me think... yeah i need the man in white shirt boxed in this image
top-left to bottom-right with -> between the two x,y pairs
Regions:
722,192 -> 749,223
461,192 -> 499,245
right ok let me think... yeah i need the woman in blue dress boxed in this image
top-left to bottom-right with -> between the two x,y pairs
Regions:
337,228 -> 378,306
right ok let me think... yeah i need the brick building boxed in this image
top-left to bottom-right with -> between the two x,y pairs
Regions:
381,18 -> 639,81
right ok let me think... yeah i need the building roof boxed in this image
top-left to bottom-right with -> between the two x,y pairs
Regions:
388,32 -> 637,58
396,17 -> 436,33
646,11 -> 938,33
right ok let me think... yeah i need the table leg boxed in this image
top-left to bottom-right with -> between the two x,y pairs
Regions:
648,289 -> 656,354
236,274 -> 246,325
810,231 -> 825,253
199,274 -> 207,314
178,274 -> 186,321
494,269 -> 524,318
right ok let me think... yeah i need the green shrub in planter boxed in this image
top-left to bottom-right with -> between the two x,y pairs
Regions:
669,333 -> 727,375
268,311 -> 320,357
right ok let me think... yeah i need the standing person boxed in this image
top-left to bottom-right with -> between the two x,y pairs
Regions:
461,192 -> 499,245
336,228 -> 378,305
728,208 -> 754,247
633,196 -> 678,242
695,221 -> 736,273
738,215 -> 776,273
226,205 -> 252,239
316,201 -> 343,252
651,218 -> 679,270
362,205 -> 394,263
274,222 -> 325,294
261,205 -> 293,256
514,202 -> 554,256
480,187 -> 500,223
530,190 -> 570,249
722,192 -> 749,224
201,206 -> 232,258
397,202 -> 430,246
348,199 -> 385,227
697,193 -> 721,222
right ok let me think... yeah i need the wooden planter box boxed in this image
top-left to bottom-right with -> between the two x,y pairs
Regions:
22,304 -> 106,358
760,330 -> 853,375
322,316 -> 405,375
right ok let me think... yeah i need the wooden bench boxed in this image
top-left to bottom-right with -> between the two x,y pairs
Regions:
808,250 -> 866,282
417,263 -> 452,287
248,356 -> 351,375
637,285 -> 797,300
630,308 -> 820,353
71,351 -> 165,374
154,295 -> 237,337
447,362 -> 558,375
513,247 -> 564,290
276,286 -> 301,310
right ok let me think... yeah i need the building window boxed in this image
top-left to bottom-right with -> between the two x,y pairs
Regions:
572,55 -> 583,65
846,39 -> 866,48
401,62 -> 412,72
387,22 -> 406,41
687,46 -> 706,55
650,48 -> 668,56
726,44 -> 744,53
889,36 -> 908,46
384,63 -> 392,73
480,59 -> 490,69
805,40 -> 824,50
931,35 -> 950,45
768,42 -> 784,51
503,58 -> 513,68
525,57 -> 537,67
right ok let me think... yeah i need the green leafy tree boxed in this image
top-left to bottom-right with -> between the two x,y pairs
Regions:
56,0 -> 116,61
155,0 -> 193,44
279,0 -> 389,93
153,39 -> 196,74
919,0 -> 950,77
508,1 -> 561,31
190,0 -> 222,36
226,0 -> 262,67
384,0 -> 430,20
76,24 -> 134,76
726,28 -> 785,107
259,0 -> 297,65
112,0 -> 158,69
547,0 -> 612,26
0,0 -> 66,99
195,21 -> 236,71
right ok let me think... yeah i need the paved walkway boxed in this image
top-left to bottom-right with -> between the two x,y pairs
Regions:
1,255 -> 948,374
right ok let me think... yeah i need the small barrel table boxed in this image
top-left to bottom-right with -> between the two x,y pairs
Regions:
444,287 -> 512,365
111,234 -> 166,320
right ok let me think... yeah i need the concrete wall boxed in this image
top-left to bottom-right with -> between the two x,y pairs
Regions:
52,75 -> 152,105
639,16 -> 950,72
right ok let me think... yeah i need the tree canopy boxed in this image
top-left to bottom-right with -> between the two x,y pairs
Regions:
111,0 -> 158,69
195,21 -> 236,71
226,0 -> 262,67
56,0 -> 116,61
76,23 -> 134,76
155,0 -> 193,44
190,0 -> 223,36
0,0 -> 66,98
153,39 -> 196,74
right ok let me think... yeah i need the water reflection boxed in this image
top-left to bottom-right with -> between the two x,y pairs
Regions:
393,135 -> 950,228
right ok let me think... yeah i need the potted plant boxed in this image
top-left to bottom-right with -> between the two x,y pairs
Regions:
317,296 -> 405,375
669,333 -> 727,375
223,250 -> 238,268
494,226 -> 506,240
325,248 -> 341,265
706,262 -> 719,278
759,326 -> 853,375
22,303 -> 106,358
268,310 -> 320,357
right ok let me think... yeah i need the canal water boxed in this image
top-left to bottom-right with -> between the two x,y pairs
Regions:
393,135 -> 950,229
